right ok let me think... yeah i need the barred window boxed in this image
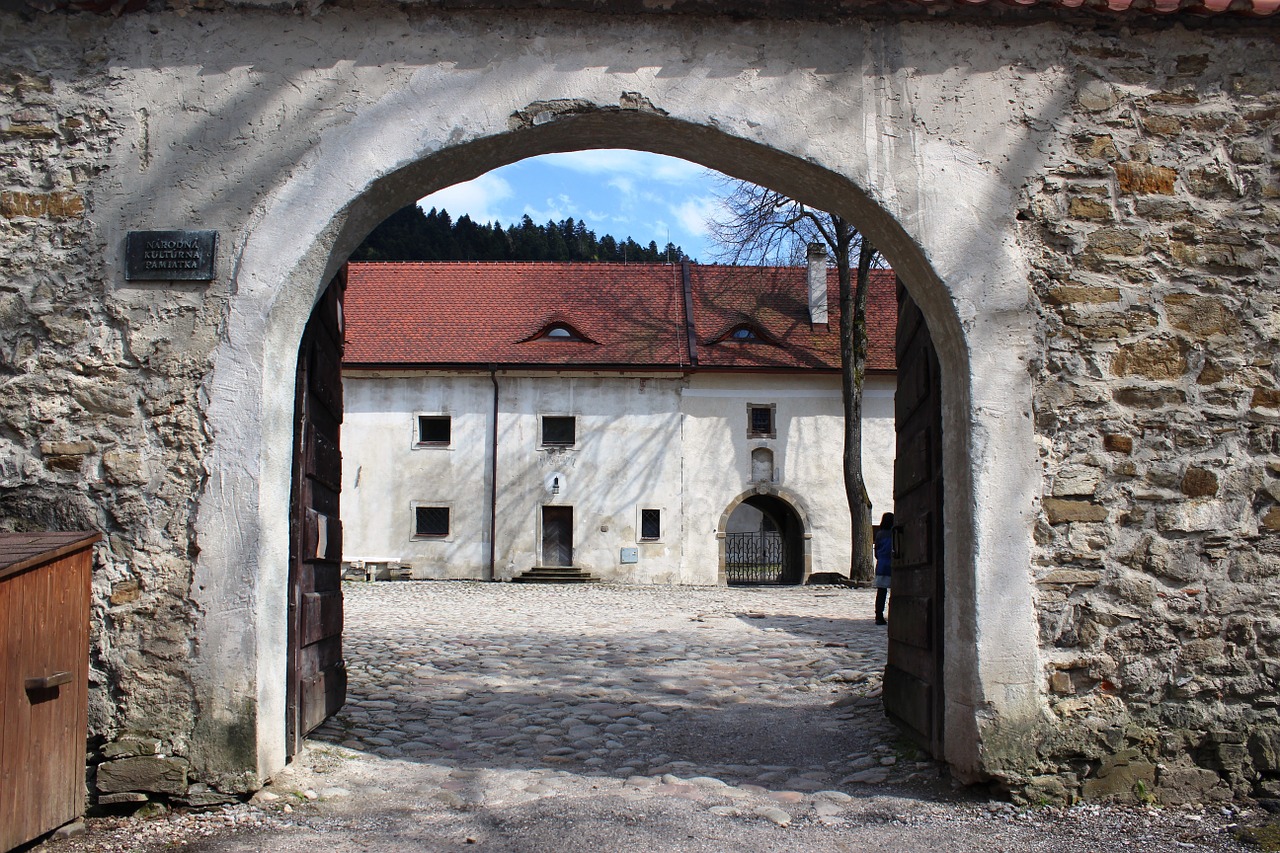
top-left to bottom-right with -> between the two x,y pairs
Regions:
542,416 -> 576,447
748,404 -> 775,438
414,506 -> 450,538
640,509 -> 661,541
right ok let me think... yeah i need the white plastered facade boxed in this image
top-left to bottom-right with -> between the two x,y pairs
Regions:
59,11 -> 1051,785
341,370 -> 895,584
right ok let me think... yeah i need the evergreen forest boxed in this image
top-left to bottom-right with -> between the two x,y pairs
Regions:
351,204 -> 691,264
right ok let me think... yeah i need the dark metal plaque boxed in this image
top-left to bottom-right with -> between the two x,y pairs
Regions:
125,230 -> 217,281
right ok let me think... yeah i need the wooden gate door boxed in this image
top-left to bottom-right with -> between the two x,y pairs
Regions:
0,533 -> 96,851
287,272 -> 347,756
541,507 -> 573,566
883,282 -> 946,757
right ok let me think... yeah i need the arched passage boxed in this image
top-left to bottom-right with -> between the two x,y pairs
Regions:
192,96 -> 1040,787
719,491 -> 809,586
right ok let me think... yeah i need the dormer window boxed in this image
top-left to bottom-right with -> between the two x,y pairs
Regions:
708,323 -> 772,345
522,321 -> 594,343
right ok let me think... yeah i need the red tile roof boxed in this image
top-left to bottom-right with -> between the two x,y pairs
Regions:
688,265 -> 897,372
345,261 -> 897,373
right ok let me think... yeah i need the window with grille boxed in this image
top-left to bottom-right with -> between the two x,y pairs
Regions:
542,416 -> 576,447
417,415 -> 451,445
414,506 -> 450,537
748,404 -> 775,438
640,508 -> 661,541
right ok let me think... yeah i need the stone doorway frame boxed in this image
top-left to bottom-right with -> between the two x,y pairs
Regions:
191,106 -> 1041,789
717,487 -> 813,586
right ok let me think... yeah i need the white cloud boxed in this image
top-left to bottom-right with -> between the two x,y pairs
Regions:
418,173 -> 514,224
540,150 -> 705,185
606,175 -> 636,197
672,196 -> 721,238
522,193 -> 582,224
415,151 -> 726,260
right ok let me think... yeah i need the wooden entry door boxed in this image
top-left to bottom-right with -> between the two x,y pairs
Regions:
287,272 -> 347,756
541,507 -> 573,567
883,281 -> 946,757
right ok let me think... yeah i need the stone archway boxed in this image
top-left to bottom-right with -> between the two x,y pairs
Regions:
191,79 -> 1041,787
718,489 -> 811,586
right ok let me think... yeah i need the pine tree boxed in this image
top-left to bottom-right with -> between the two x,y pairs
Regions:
354,204 -> 689,264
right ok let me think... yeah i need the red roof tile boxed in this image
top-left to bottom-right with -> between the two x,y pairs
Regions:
689,265 -> 897,372
344,261 -> 897,373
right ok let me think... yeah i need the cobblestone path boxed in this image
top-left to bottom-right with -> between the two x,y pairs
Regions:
52,581 -> 1253,852
310,581 -> 930,791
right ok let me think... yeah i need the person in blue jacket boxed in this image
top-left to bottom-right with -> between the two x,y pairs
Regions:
873,512 -> 894,625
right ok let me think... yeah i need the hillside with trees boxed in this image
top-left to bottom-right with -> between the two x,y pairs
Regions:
352,204 -> 690,264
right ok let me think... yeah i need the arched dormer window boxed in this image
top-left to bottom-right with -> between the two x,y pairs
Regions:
708,323 -> 774,345
520,321 -> 596,344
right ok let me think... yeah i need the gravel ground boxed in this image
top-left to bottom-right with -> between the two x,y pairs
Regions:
40,581 -> 1264,853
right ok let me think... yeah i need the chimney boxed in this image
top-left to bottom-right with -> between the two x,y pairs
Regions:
807,243 -> 828,326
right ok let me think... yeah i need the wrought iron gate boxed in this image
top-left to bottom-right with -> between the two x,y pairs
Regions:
725,530 -> 789,584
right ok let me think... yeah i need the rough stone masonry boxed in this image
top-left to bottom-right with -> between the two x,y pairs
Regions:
1023,43 -> 1280,805
0,0 -> 1276,810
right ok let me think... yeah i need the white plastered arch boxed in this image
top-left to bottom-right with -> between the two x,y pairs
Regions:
193,67 -> 1042,786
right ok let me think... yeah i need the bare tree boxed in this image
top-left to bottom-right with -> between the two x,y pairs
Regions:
707,179 -> 878,585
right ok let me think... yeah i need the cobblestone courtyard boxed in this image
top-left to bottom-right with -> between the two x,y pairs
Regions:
51,581 -> 1256,852
312,581 -> 917,790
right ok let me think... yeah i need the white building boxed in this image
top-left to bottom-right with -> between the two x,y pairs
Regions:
341,256 -> 897,585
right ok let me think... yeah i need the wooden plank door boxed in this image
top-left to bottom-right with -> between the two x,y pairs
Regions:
883,281 -> 946,757
541,507 -> 573,567
287,272 -> 347,756
0,541 -> 92,851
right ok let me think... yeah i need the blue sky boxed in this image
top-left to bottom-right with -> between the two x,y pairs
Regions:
419,150 -> 726,263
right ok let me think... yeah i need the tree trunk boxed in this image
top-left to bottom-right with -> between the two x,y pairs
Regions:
839,220 -> 876,585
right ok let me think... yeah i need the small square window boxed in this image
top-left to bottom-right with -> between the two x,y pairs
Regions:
417,415 -> 451,445
542,416 -> 576,447
414,506 -> 449,537
748,404 -> 775,438
640,508 -> 661,541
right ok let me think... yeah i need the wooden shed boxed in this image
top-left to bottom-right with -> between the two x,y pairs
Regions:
0,532 -> 98,851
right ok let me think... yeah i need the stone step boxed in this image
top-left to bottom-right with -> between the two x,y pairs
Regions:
513,566 -> 600,584
517,573 -> 596,581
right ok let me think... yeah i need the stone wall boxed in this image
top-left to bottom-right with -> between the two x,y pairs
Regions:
0,32 -> 221,800
1022,38 -> 1280,804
